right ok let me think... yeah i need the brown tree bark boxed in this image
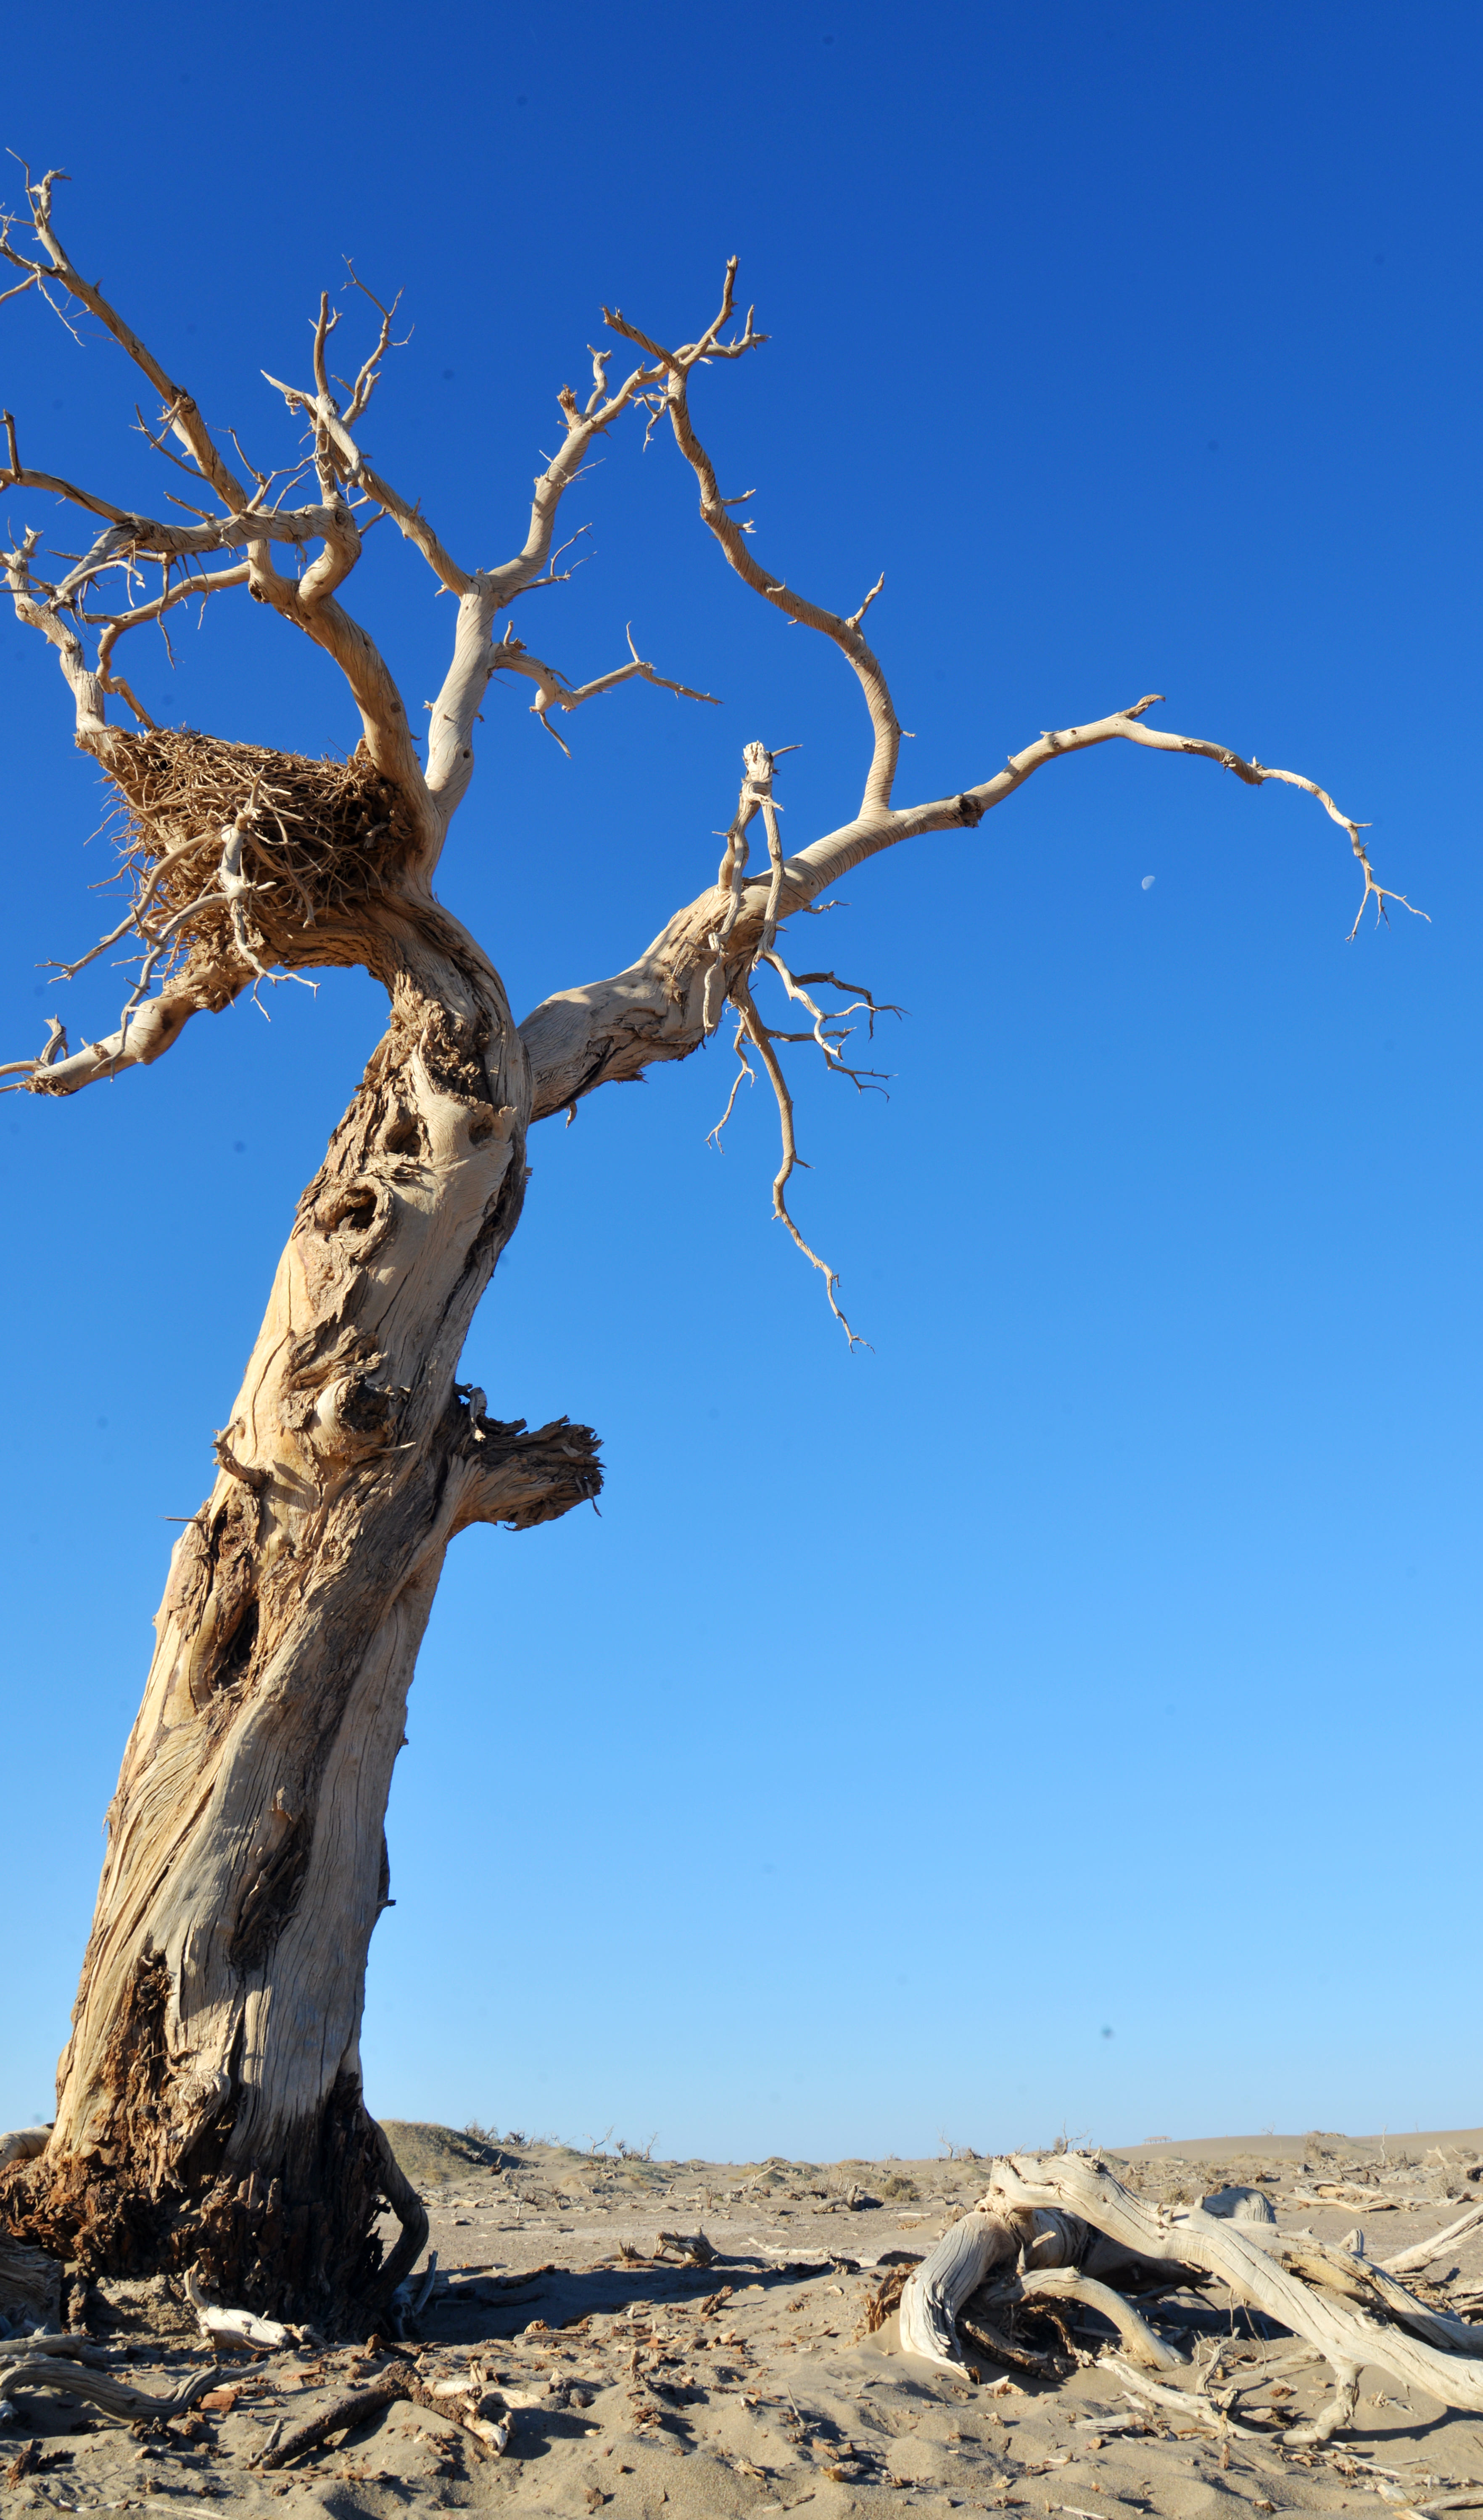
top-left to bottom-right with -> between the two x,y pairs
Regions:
0,185 -> 1408,2328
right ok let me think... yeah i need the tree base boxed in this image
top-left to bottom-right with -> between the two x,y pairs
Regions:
0,2077 -> 425,2332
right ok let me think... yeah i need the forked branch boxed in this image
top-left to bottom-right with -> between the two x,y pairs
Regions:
488,626 -> 718,755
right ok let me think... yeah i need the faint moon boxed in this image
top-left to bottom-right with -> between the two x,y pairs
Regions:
1141,874 -> 1156,890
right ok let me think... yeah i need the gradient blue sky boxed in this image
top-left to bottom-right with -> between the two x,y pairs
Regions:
2,0 -> 1478,2158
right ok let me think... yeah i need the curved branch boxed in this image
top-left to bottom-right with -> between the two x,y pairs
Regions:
791,696 -> 1421,946
261,324 -> 472,600
979,2267 -> 1184,2371
488,627 -> 718,754
604,258 -> 901,815
522,701 -> 1413,1123
90,562 -> 251,725
417,345 -> 674,836
4,526 -> 107,733
1,965 -> 243,1099
483,345 -> 662,609
730,969 -> 862,1346
0,474 -> 360,577
5,167 -> 250,513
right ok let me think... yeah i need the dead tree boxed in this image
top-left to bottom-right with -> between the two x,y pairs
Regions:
900,2154 -> 1483,2447
0,170 -> 1418,2327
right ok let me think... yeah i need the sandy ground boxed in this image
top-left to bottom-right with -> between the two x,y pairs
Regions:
5,2125 -> 1482,2520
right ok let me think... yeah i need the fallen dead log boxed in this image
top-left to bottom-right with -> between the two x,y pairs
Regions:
256,2380 -> 407,2470
989,2154 -> 1483,2430
1384,2204 -> 1483,2276
0,2355 -> 220,2427
898,2204 -> 1195,2377
983,2268 -> 1185,2370
654,2231 -> 716,2265
254,2361 -> 515,2471
956,2301 -> 1053,2375
0,2336 -> 111,2366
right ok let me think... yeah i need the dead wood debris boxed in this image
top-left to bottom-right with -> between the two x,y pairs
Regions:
898,2151 -> 1483,2451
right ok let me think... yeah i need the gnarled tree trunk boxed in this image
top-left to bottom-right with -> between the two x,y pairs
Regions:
4,919 -> 598,2323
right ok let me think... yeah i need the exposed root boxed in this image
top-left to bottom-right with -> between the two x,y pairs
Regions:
1,2048 -> 425,2328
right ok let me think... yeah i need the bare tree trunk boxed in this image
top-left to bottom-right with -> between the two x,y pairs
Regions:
0,185 -> 1407,2334
3,922 -> 599,2324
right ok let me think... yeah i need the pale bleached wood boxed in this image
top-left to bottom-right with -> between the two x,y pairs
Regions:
985,2268 -> 1184,2370
987,2156 -> 1483,2415
0,2356 -> 220,2425
896,2211 -> 1032,2370
1384,2203 -> 1483,2275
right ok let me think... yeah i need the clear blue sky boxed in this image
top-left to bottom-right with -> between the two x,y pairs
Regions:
2,0 -> 1478,2159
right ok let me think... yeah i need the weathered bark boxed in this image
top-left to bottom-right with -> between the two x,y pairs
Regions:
1,185 -> 1411,2333
1,894 -> 599,2324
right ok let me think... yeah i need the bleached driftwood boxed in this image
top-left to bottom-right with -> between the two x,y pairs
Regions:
898,2203 -> 1194,2376
986,2155 -> 1483,2430
897,2210 -> 1022,2368
1384,2203 -> 1483,2275
0,2335 -> 110,2364
184,2266 -> 290,2350
654,2231 -> 716,2266
0,2355 -> 220,2425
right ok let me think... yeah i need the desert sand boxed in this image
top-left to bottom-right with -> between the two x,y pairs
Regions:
4,2124 -> 1482,2520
